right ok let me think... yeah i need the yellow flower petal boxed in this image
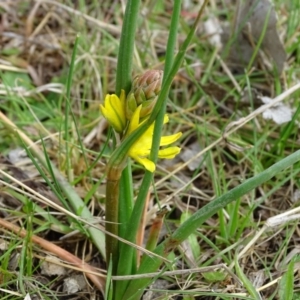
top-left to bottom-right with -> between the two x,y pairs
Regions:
160,132 -> 182,146
129,145 -> 151,157
134,156 -> 156,172
158,146 -> 181,159
100,105 -> 122,133
100,91 -> 126,133
127,105 -> 142,135
120,89 -> 126,107
126,106 -> 181,172
163,115 -> 169,124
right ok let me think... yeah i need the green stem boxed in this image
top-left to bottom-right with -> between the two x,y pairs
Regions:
149,0 -> 182,163
64,35 -> 79,181
115,0 -> 141,95
105,0 -> 141,280
118,163 -> 134,240
162,0 -> 182,81
105,163 -> 125,270
105,178 -> 120,271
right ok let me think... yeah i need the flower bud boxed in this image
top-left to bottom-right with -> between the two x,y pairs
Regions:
126,70 -> 163,119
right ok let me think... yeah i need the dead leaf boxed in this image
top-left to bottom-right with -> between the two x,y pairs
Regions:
143,279 -> 172,300
180,142 -> 203,171
24,294 -> 31,300
8,252 -> 20,271
0,238 -> 9,251
204,16 -> 223,49
259,96 -> 293,124
40,256 -> 66,276
224,0 -> 286,73
292,190 -> 300,203
249,270 -> 265,288
63,275 -> 87,294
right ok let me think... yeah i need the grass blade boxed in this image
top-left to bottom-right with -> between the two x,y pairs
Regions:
278,258 -> 295,300
235,252 -> 262,300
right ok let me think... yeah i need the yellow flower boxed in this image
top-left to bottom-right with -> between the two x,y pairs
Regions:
100,90 -> 126,133
127,106 -> 182,172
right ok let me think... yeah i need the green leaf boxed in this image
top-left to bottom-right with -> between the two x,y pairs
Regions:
105,254 -> 114,300
180,212 -> 201,261
279,257 -> 295,300
1,71 -> 32,89
1,48 -> 21,56
202,271 -> 227,282
235,254 -> 262,300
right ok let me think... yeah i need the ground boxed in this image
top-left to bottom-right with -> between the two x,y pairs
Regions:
0,0 -> 300,299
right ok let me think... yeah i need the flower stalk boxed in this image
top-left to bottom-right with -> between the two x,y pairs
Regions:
102,71 -> 181,272
105,164 -> 123,270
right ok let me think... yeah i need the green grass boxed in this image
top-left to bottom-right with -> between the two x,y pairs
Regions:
0,0 -> 300,299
